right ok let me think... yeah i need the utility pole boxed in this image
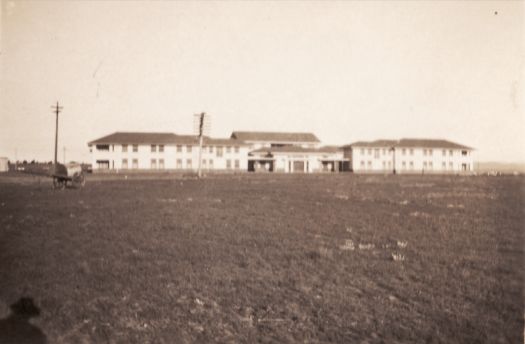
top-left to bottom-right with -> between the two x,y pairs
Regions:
63,146 -> 66,164
51,102 -> 63,165
391,146 -> 396,175
196,112 -> 205,178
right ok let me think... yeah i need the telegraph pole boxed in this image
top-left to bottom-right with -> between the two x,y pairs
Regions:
197,112 -> 205,178
63,146 -> 66,164
51,102 -> 63,165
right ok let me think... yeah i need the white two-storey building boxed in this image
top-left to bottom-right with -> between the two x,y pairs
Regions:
342,139 -> 474,174
88,132 -> 250,172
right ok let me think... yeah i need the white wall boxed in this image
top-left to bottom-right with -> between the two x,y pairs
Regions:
351,146 -> 475,173
90,143 -> 249,172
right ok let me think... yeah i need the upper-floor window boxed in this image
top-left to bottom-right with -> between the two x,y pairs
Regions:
209,146 -> 214,153
122,144 -> 128,153
360,148 -> 365,155
186,145 -> 192,153
374,149 -> 380,159
216,146 -> 223,157
234,146 -> 239,154
177,145 -> 182,153
428,149 -> 433,156
367,149 -> 372,155
151,145 -> 157,152
409,149 -> 414,155
226,146 -> 231,154
132,144 -> 138,152
461,150 -> 468,156
159,145 -> 164,153
442,149 -> 446,156
96,144 -> 110,151
423,149 -> 427,156
401,148 -> 406,155
449,150 -> 453,156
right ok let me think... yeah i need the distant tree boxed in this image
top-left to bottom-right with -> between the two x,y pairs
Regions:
22,160 -> 27,164
30,160 -> 36,164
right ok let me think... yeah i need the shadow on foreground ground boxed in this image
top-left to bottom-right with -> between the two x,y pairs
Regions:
0,297 -> 47,344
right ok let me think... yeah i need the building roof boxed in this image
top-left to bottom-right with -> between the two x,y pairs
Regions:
250,145 -> 342,155
231,131 -> 320,143
342,138 -> 473,150
88,132 -> 248,146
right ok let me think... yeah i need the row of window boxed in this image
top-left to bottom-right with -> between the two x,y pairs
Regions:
117,144 -> 241,155
120,158 -> 241,169
359,148 -> 468,157
359,160 -> 456,170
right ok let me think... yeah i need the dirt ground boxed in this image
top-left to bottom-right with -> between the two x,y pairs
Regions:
0,173 -> 523,343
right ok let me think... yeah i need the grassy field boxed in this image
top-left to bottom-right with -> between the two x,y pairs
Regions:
0,173 -> 523,343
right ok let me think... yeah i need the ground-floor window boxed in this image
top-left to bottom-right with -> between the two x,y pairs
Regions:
209,159 -> 214,169
97,160 -> 109,169
176,159 -> 182,169
402,161 -> 406,170
226,159 -> 231,169
186,159 -> 192,169
409,161 -> 414,170
449,162 -> 453,170
132,159 -> 138,169
151,159 -> 157,169
202,159 -> 207,169
234,160 -> 240,169
122,159 -> 128,169
159,159 -> 164,170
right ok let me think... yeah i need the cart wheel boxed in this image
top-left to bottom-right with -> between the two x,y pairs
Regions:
53,177 -> 65,190
72,172 -> 85,188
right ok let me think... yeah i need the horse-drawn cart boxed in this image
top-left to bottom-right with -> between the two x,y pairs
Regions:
50,162 -> 85,189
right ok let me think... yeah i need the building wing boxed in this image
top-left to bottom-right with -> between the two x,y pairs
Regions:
231,131 -> 320,143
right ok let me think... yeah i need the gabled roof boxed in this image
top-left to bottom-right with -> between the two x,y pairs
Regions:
342,138 -> 473,150
250,145 -> 342,155
88,132 -> 248,146
231,131 -> 320,143
397,138 -> 473,150
88,132 -> 178,145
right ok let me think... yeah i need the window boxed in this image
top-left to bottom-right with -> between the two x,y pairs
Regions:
409,161 -> 414,170
226,146 -> 231,154
374,149 -> 379,159
449,162 -> 453,170
382,161 -> 386,170
132,159 -> 138,169
402,148 -> 406,155
226,160 -> 232,169
360,161 -> 365,167
202,159 -> 207,168
122,144 -> 128,153
151,159 -> 157,169
177,145 -> 182,153
461,150 -> 468,156
409,149 -> 414,156
186,159 -> 192,169
367,161 -> 372,169
382,148 -> 386,155
186,145 -> 192,153
423,149 -> 427,156
122,159 -> 128,169
402,161 -> 406,169
442,162 -> 446,169
216,146 -> 223,157
423,161 -> 428,169
449,150 -> 453,156
360,148 -> 365,155
209,159 -> 214,169
429,161 -> 433,169
132,145 -> 138,152
442,149 -> 446,156
234,146 -> 239,154
209,146 -> 214,153
428,149 -> 433,156
151,145 -> 156,152
234,160 -> 240,169
368,149 -> 372,155
159,145 -> 164,153
97,160 -> 109,169
96,144 -> 110,151
159,159 -> 164,169
176,159 -> 182,169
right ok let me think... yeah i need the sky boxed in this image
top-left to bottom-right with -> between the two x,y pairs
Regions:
1,1 -> 523,163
